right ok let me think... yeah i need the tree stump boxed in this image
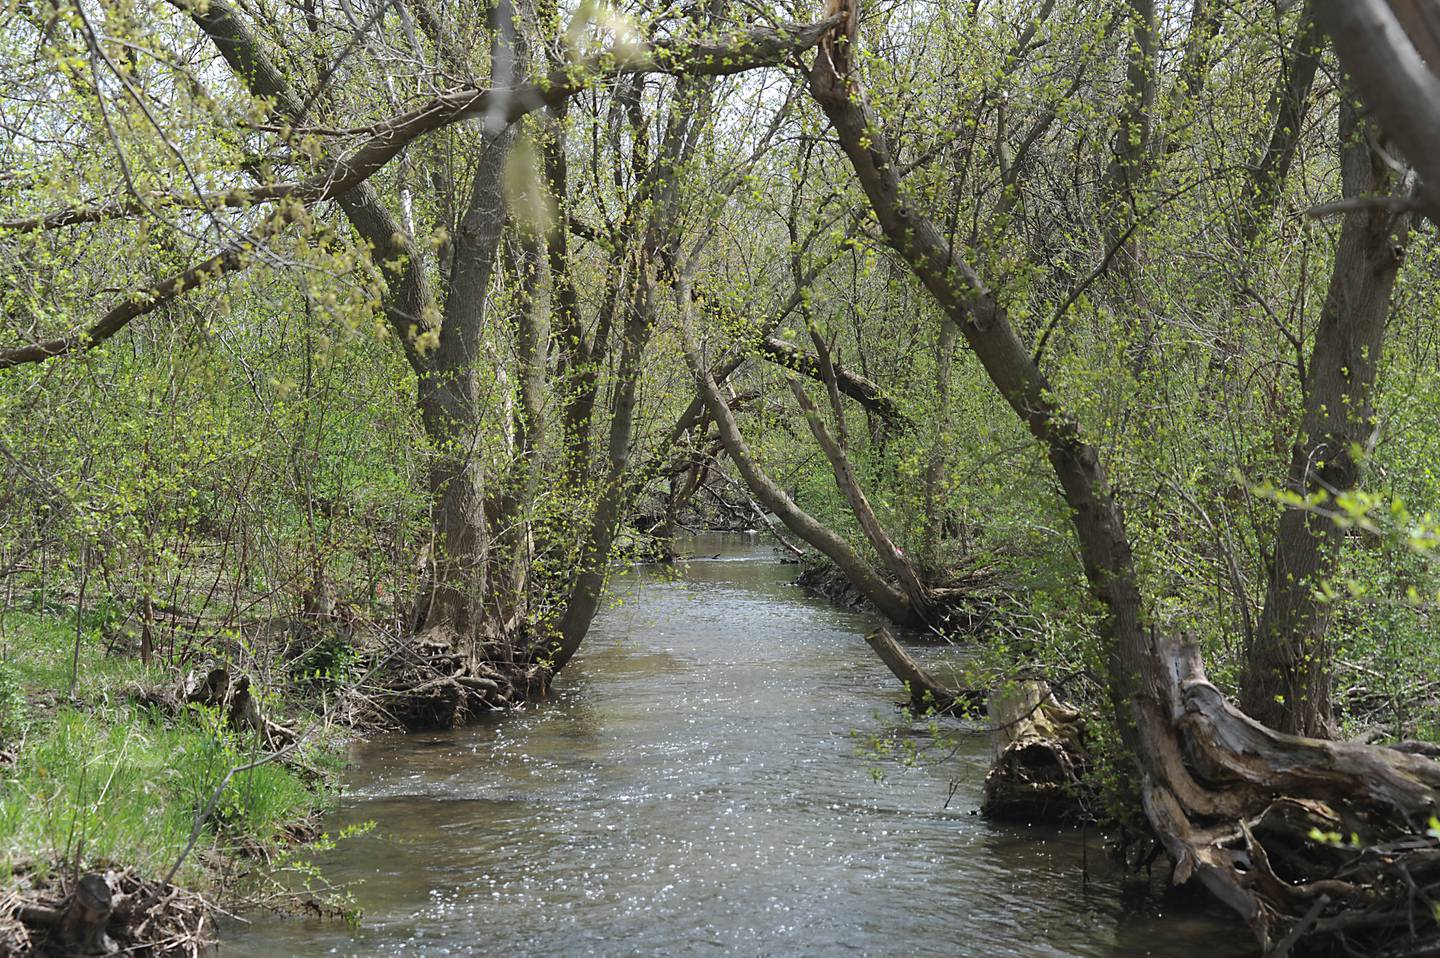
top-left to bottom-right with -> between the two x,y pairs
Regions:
59,873 -> 115,955
182,666 -> 293,747
981,680 -> 1087,822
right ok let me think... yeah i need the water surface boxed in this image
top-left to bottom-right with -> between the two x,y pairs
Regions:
223,533 -> 1251,956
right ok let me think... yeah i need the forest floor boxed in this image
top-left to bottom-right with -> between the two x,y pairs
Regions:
0,608 -> 356,956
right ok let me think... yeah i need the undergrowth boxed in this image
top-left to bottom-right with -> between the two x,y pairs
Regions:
0,610 -> 344,888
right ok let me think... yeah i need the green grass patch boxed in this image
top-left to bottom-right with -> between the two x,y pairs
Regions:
0,611 -> 340,886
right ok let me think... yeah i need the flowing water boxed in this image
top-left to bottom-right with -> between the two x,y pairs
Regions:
223,533 -> 1252,957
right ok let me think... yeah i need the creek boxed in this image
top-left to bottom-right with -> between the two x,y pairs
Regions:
222,533 -> 1251,956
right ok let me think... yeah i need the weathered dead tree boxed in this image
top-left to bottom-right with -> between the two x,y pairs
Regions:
1151,635 -> 1440,951
183,666 -> 295,747
863,629 -> 1086,821
981,682 -> 1087,823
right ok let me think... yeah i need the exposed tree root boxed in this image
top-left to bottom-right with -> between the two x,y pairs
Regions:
370,626 -> 547,730
1149,635 -> 1440,953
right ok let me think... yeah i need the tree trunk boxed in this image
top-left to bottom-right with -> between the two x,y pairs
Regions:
545,78 -> 715,672
864,627 -> 979,713
60,873 -> 115,955
1239,102 -> 1414,737
920,318 -> 956,571
808,21 -> 1440,949
1098,0 -> 1156,274
547,265 -> 657,672
982,681 -> 1086,823
1239,1 -> 1323,247
416,120 -> 517,645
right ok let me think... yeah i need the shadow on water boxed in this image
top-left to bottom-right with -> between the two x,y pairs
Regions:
222,532 -> 1254,957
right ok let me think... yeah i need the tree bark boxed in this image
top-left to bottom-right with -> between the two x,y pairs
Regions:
415,0 -> 524,641
1239,2 -> 1324,247
60,873 -> 115,955
1314,0 -> 1440,221
1239,102 -> 1414,737
920,318 -> 956,570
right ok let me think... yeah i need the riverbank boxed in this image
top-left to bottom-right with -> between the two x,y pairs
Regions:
0,608 -> 351,955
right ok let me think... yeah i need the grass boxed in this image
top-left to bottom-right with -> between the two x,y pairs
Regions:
0,609 -> 342,887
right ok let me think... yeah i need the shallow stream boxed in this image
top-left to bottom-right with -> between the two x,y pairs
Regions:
223,533 -> 1252,957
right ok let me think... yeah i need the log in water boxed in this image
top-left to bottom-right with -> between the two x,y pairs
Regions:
223,533 -> 1251,957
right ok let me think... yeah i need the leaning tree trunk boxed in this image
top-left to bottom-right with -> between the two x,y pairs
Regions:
1239,102 -> 1414,738
184,0 -> 505,657
807,10 -> 1440,949
678,298 -> 917,624
787,377 -> 936,621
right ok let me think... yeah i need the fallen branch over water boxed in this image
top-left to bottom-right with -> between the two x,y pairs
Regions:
863,627 -> 982,715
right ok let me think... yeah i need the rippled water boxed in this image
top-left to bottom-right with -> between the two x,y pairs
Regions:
222,533 -> 1252,957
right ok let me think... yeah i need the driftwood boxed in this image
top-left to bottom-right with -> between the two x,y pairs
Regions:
981,681 -> 1087,822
